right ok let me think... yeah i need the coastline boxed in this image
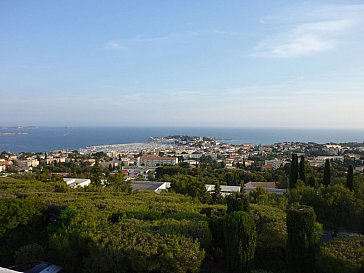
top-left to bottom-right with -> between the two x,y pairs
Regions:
0,126 -> 363,153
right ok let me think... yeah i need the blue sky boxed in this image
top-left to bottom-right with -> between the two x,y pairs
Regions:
1,0 -> 364,128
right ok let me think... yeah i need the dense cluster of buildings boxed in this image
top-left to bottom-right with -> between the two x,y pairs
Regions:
1,137 -> 364,180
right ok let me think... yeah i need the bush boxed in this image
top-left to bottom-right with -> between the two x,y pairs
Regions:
317,235 -> 364,273
14,243 -> 45,265
224,211 -> 256,273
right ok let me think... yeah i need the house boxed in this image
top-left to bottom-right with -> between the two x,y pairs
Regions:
0,161 -> 10,172
63,178 -> 91,188
137,155 -> 178,167
122,166 -> 151,179
46,157 -> 67,164
205,184 -> 241,196
263,159 -> 283,170
17,159 -> 39,169
0,159 -> 13,171
244,182 -> 286,195
355,166 -> 364,174
0,267 -> 19,273
0,262 -> 62,273
131,181 -> 170,193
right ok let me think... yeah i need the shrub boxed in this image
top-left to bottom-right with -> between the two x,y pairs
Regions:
317,235 -> 364,273
14,243 -> 45,265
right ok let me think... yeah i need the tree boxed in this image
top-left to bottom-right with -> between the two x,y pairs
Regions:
346,165 -> 354,191
90,159 -> 103,186
107,172 -> 131,193
286,206 -> 318,273
307,176 -> 316,187
323,159 -> 331,186
224,211 -> 257,273
226,192 -> 250,214
211,182 -> 223,204
289,154 -> 299,189
299,155 -> 306,184
320,184 -> 363,236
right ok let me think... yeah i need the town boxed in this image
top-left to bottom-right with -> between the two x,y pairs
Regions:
1,136 -> 363,193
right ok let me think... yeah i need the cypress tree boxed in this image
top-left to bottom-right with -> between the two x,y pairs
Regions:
90,159 -> 103,186
299,155 -> 306,184
289,154 -> 299,189
287,206 -> 318,273
308,176 -> 316,187
211,182 -> 223,204
347,165 -> 354,191
224,211 -> 257,273
323,159 -> 331,186
226,192 -> 250,214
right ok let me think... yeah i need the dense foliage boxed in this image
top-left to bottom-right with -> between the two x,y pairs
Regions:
0,177 -> 219,272
226,192 -> 250,214
1,171 -> 364,273
286,206 -> 318,273
317,235 -> 364,273
224,211 -> 257,273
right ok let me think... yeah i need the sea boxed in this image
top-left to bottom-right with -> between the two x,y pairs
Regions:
0,127 -> 363,153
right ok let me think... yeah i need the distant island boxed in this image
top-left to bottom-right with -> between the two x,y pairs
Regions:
0,126 -> 37,130
0,132 -> 29,136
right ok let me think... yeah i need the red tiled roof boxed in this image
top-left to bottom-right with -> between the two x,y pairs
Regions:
247,182 -> 277,188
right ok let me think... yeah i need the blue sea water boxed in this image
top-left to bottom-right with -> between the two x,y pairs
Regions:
0,127 -> 363,153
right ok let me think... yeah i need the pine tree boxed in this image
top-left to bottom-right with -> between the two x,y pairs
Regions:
287,206 -> 318,273
289,154 -> 299,189
323,159 -> 331,186
347,165 -> 354,191
299,155 -> 306,184
224,211 -> 256,273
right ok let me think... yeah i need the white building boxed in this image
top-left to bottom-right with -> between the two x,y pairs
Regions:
137,155 -> 178,167
205,184 -> 241,196
131,181 -> 170,193
17,159 -> 39,168
263,159 -> 283,170
63,178 -> 91,188
122,166 -> 152,179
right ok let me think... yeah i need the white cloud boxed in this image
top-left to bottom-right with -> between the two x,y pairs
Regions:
251,4 -> 364,58
103,29 -> 236,50
104,41 -> 128,50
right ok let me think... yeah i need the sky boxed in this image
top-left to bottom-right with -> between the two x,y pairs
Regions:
0,0 -> 364,128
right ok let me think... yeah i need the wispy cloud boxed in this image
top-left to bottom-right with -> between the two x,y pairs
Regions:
103,29 -> 237,50
251,4 -> 364,58
104,41 -> 128,50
